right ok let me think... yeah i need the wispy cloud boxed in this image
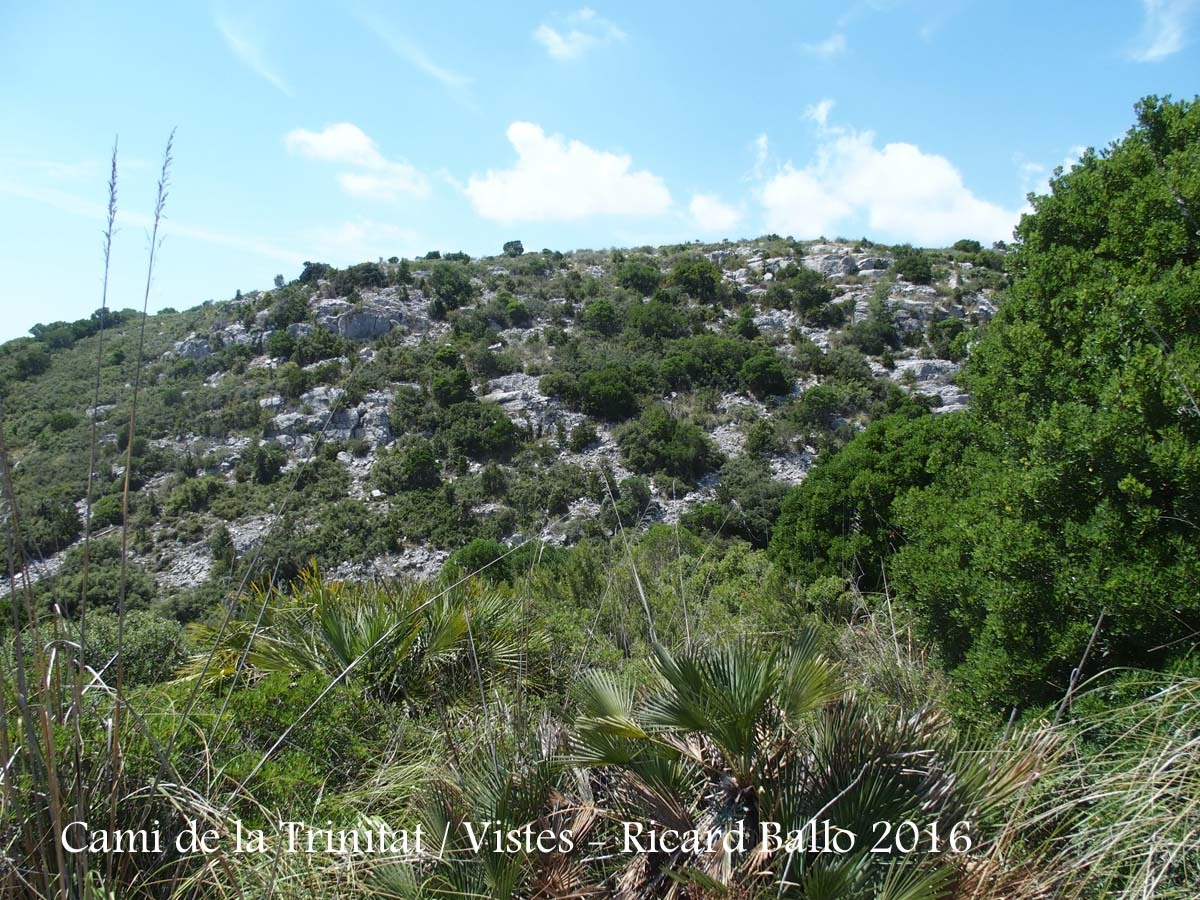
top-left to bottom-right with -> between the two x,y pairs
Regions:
308,219 -> 422,263
533,8 -> 627,62
0,179 -> 302,264
749,133 -> 770,180
1128,0 -> 1198,61
359,13 -> 471,89
285,123 -> 430,201
214,10 -> 293,96
836,0 -> 901,30
1015,146 -> 1089,198
806,98 -> 836,127
800,33 -> 847,59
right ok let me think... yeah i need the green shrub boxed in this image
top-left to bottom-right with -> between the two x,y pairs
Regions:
431,368 -> 474,406
568,421 -> 599,453
615,257 -> 662,295
668,255 -> 723,304
740,351 -> 790,398
580,299 -> 621,336
166,476 -> 225,514
446,537 -> 510,581
236,443 -> 286,485
76,609 -> 187,685
616,404 -> 723,481
374,439 -> 441,492
892,245 -> 933,284
443,402 -> 520,458
576,366 -> 639,421
430,262 -> 474,310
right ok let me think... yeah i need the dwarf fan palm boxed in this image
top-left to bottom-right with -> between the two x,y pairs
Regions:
181,565 -> 544,707
572,635 -> 1058,899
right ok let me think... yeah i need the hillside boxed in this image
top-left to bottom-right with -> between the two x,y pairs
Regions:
1,236 -> 1002,604
3,96 -> 1197,900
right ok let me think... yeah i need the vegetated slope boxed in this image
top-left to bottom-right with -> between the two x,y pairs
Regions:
0,234 -> 1003,617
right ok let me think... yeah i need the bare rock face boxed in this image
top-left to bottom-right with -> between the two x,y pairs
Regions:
315,299 -> 398,340
888,358 -> 969,413
157,544 -> 213,591
174,333 -> 212,359
213,320 -> 258,347
313,299 -> 353,331
803,254 -> 859,277
269,412 -> 326,437
339,309 -> 396,341
482,373 -> 578,436
856,256 -> 891,271
267,386 -> 394,447
352,391 -> 394,447
770,449 -> 817,484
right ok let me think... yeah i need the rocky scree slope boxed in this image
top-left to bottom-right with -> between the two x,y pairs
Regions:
1,237 -> 1004,606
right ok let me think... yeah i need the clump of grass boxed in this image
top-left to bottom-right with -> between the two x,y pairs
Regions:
1023,671 -> 1200,898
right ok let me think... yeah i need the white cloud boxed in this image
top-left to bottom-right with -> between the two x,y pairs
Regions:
759,114 -> 1020,245
689,193 -> 742,234
285,123 -> 429,201
1129,0 -> 1198,61
806,99 -> 836,127
214,11 -> 292,96
800,33 -> 847,58
1017,158 -> 1047,195
749,133 -> 770,180
359,13 -> 471,89
534,8 -> 627,61
464,122 -> 671,222
1015,145 -> 1089,198
753,134 -> 769,166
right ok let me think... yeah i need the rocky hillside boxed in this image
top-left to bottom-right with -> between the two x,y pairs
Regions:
0,235 -> 1006,612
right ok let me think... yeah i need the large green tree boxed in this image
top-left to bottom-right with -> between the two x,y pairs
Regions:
772,96 -> 1200,712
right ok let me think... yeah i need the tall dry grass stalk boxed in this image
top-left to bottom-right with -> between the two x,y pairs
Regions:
0,132 -> 244,900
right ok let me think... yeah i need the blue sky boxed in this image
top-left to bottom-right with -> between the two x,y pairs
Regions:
0,0 -> 1196,341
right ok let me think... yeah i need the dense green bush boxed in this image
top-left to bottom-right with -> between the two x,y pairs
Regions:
429,262 -> 474,310
773,264 -> 834,318
431,368 -> 474,406
579,298 -> 621,336
236,443 -> 286,485
446,537 -> 510,581
31,538 -> 157,615
668,255 -> 723,303
616,404 -> 723,481
892,245 -> 933,284
660,334 -> 750,391
374,439 -> 441,492
739,351 -> 790,398
625,299 -> 686,340
442,401 -> 520,458
615,257 -> 662,296
20,494 -> 81,555
575,366 -> 640,420
166,476 -> 225,514
77,609 -> 187,685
